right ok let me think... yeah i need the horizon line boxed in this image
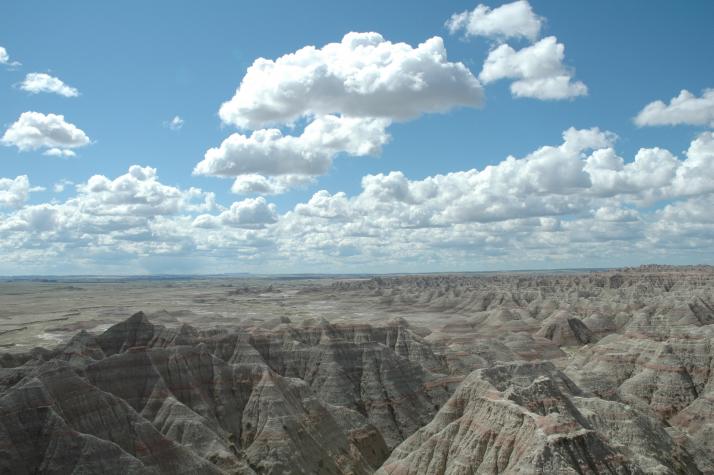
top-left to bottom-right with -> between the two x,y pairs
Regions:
4,264 -> 714,280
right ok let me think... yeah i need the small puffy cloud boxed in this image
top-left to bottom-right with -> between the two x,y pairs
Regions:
193,197 -> 277,229
446,0 -> 543,42
77,165 -> 214,217
635,89 -> 714,127
219,32 -> 483,129
0,175 -> 41,208
560,127 -> 616,154
593,206 -> 639,222
44,148 -> 76,157
195,115 -> 390,185
0,46 -> 21,68
19,73 -> 79,97
480,36 -> 587,100
295,190 -> 353,220
165,115 -> 184,130
1,111 -> 90,154
231,174 -> 315,195
53,179 -> 74,193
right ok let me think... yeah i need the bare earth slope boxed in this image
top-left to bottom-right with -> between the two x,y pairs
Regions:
1,265 -> 714,473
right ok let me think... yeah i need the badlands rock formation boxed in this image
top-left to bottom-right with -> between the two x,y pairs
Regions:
1,313 -> 451,474
1,265 -> 714,473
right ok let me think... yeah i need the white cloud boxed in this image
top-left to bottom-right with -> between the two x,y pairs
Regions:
53,179 -> 74,193
0,204 -> 61,233
295,190 -> 353,220
200,33 -> 483,194
479,36 -> 587,100
230,174 -> 315,195
77,165 -> 214,217
0,46 -> 21,68
0,175 -> 41,208
446,0 -> 543,42
648,194 -> 714,250
1,111 -> 90,154
19,73 -> 79,97
3,130 -> 714,273
195,114 -> 390,184
218,32 -> 483,129
204,32 -> 483,194
586,147 -> 680,202
44,148 -> 76,157
671,131 -> 714,196
193,197 -> 277,229
635,89 -> 714,127
165,115 -> 184,130
448,3 -> 588,102
4,160 -> 401,270
593,206 -> 639,222
0,166 -> 224,274
288,127 -> 612,228
584,132 -> 714,203
287,127 -> 714,234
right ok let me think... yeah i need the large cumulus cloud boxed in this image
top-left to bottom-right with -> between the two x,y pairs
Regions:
198,32 -> 484,194
218,32 -> 483,129
446,0 -> 543,42
479,36 -> 587,100
19,73 -> 79,97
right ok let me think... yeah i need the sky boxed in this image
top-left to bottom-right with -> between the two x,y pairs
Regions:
1,0 -> 713,275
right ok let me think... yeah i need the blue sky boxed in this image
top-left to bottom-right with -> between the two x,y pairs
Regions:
1,1 -> 713,274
